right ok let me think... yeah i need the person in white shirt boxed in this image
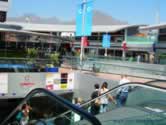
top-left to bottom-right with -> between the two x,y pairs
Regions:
100,82 -> 116,113
117,75 -> 130,107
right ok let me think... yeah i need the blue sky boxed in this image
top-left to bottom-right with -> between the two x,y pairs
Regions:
8,0 -> 166,24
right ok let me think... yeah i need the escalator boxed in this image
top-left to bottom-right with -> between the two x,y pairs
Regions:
0,88 -> 101,125
54,80 -> 166,125
0,91 -> 73,122
95,107 -> 166,125
1,80 -> 166,125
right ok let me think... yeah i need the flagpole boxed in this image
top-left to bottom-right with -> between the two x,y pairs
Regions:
80,0 -> 87,66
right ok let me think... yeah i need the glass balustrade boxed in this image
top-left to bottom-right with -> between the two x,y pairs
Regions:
55,81 -> 166,125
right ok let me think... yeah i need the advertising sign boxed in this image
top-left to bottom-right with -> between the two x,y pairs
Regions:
46,73 -> 61,90
8,73 -> 45,96
76,1 -> 93,36
60,73 -> 68,89
102,34 -> 111,48
45,73 -> 73,90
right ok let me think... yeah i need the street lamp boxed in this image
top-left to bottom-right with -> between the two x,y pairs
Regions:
80,0 -> 87,66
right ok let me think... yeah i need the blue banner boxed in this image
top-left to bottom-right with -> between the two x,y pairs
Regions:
76,3 -> 83,36
84,1 -> 93,36
76,1 -> 93,36
102,34 -> 111,48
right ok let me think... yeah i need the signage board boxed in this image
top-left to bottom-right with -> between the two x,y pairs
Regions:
46,73 -> 61,90
76,1 -> 93,36
8,73 -> 45,96
102,34 -> 111,48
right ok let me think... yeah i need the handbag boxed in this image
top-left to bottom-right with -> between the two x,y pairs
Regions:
94,98 -> 101,106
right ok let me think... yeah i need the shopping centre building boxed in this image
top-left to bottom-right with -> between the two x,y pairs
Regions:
0,22 -> 158,62
0,1 -> 166,124
0,0 -> 165,64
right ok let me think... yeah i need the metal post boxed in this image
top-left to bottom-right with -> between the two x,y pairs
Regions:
80,0 -> 87,66
80,37 -> 85,64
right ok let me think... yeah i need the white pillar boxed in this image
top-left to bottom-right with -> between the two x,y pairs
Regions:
104,48 -> 108,57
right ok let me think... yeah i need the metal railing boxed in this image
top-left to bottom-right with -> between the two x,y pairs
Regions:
54,80 -> 166,122
61,56 -> 166,80
1,88 -> 101,125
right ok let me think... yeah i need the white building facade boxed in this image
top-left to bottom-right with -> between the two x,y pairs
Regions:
0,0 -> 9,22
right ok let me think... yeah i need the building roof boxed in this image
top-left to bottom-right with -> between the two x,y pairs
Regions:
6,22 -> 145,33
0,22 -> 22,30
140,23 -> 166,30
0,22 -> 53,37
0,27 -> 55,37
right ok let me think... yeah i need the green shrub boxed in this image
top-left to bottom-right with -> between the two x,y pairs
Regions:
49,52 -> 60,66
26,48 -> 38,58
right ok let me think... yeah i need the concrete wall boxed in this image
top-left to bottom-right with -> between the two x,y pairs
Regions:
0,72 -> 74,98
8,73 -> 45,96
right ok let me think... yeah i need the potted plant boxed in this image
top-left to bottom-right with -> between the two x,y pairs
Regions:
45,52 -> 60,72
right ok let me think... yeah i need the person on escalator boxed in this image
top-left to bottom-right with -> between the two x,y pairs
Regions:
73,97 -> 83,122
90,83 -> 100,115
100,82 -> 116,113
16,103 -> 32,125
116,75 -> 130,107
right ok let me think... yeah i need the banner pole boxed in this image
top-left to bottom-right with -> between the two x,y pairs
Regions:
80,0 -> 87,66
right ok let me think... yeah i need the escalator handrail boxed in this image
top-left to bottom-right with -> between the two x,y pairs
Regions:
1,88 -> 101,125
56,80 -> 166,119
80,80 -> 166,107
144,79 -> 166,85
99,107 -> 166,123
